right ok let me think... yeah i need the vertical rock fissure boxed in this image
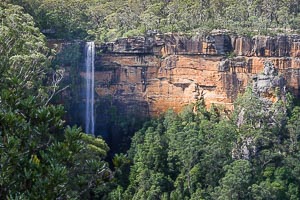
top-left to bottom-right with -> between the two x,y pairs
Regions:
85,41 -> 95,135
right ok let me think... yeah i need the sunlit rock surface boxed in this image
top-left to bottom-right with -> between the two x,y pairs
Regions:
96,33 -> 300,116
52,33 -> 300,151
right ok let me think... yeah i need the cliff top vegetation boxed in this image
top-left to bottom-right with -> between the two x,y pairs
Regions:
6,0 -> 300,41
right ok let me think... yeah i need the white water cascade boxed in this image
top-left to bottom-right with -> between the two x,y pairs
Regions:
85,42 -> 95,135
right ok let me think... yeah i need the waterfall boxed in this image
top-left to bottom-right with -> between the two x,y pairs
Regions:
85,42 -> 95,135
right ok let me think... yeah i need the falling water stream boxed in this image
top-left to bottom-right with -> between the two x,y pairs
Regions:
85,42 -> 95,135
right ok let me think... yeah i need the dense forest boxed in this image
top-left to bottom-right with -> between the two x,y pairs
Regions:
2,0 -> 300,199
5,0 -> 300,41
0,2 -> 111,199
111,93 -> 300,199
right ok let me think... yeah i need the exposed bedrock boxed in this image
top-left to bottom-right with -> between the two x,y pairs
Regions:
52,33 -> 300,151
95,33 -> 300,116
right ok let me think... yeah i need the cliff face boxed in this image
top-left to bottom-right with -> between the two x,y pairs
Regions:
53,33 -> 300,152
94,33 -> 300,116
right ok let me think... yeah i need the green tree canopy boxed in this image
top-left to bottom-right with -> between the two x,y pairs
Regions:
7,0 -> 300,41
0,3 -> 111,199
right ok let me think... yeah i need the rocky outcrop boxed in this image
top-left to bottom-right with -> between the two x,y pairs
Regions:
252,61 -> 286,99
94,33 -> 300,116
232,60 -> 288,160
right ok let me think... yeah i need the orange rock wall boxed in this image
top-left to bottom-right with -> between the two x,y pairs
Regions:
93,34 -> 300,115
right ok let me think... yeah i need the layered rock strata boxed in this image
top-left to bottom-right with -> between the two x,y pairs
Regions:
52,33 -> 300,151
94,33 -> 300,116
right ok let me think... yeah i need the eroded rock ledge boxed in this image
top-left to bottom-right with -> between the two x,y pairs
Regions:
94,33 -> 300,115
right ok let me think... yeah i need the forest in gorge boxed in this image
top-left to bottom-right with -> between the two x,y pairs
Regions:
1,0 -> 300,199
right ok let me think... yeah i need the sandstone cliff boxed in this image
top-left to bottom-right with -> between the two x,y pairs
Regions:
94,33 -> 300,116
52,33 -> 300,152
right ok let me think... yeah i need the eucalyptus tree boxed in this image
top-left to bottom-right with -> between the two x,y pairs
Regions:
0,2 -> 110,199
